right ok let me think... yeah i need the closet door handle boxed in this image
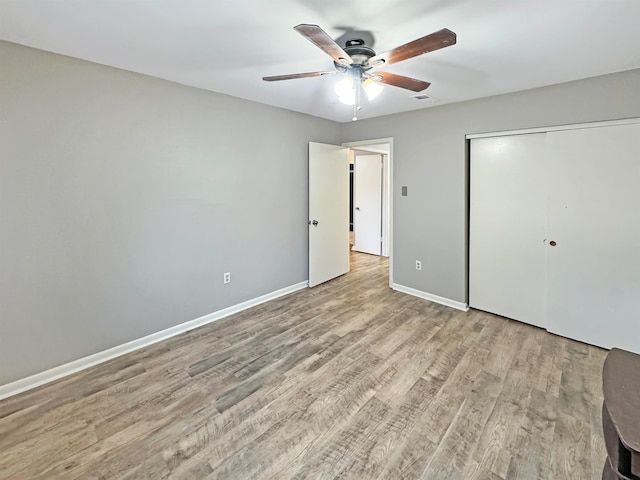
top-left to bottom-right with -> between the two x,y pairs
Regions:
549,240 -> 557,247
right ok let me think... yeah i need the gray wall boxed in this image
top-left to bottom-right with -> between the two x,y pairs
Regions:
341,69 -> 640,304
2,38 -> 640,387
0,41 -> 341,385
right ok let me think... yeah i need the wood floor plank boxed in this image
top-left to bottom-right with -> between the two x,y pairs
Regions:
284,397 -> 391,480
550,411 -> 592,479
421,371 -> 503,479
418,343 -> 493,445
373,429 -> 437,480
505,388 -> 558,480
34,388 -> 212,479
590,432 -> 607,480
0,419 -> 98,480
335,377 -> 440,479
0,251 -> 608,479
471,396 -> 527,478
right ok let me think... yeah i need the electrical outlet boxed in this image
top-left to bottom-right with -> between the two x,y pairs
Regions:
415,260 -> 422,271
223,272 -> 231,284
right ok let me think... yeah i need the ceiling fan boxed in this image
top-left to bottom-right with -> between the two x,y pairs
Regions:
263,24 -> 457,119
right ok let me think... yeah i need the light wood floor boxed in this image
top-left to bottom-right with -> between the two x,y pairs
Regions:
0,252 -> 607,479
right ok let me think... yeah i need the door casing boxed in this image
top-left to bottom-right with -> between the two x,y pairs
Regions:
342,138 -> 393,287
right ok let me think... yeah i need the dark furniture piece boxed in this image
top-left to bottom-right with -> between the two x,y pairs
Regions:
602,348 -> 640,479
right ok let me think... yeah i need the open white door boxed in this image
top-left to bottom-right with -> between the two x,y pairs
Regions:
309,142 -> 350,287
353,154 -> 382,255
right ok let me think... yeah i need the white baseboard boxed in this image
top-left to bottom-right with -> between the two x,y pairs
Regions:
0,281 -> 308,401
392,283 -> 469,312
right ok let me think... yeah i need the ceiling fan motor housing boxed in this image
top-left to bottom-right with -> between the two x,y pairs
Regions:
334,39 -> 376,72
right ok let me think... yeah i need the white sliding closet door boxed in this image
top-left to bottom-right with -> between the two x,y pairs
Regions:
469,134 -> 547,328
546,123 -> 640,351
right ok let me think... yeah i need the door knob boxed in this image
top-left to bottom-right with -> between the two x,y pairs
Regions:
310,220 -> 319,226
355,207 -> 360,211
549,240 -> 557,246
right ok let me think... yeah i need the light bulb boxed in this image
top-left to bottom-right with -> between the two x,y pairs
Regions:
362,78 -> 383,101
334,76 -> 355,105
339,92 -> 356,105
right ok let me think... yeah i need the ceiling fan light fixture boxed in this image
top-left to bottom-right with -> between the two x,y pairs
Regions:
335,75 -> 383,105
362,78 -> 383,101
334,76 -> 356,105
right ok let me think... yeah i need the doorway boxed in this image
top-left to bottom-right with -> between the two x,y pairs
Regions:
307,138 -> 393,289
351,151 -> 383,256
343,138 -> 393,287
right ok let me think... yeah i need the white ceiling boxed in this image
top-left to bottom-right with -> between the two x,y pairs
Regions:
1,0 -> 639,123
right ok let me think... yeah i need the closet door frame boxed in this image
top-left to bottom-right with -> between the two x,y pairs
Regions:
466,118 -> 640,140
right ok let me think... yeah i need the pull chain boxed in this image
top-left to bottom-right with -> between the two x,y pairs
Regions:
353,72 -> 362,121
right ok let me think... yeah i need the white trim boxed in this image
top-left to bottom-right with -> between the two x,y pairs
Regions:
0,281 -> 308,401
466,117 -> 640,139
389,141 -> 393,286
342,137 -> 394,150
342,137 -> 394,287
392,283 -> 469,312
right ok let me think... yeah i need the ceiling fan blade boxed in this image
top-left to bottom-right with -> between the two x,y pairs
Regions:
294,24 -> 353,65
372,72 -> 431,92
263,71 -> 336,82
369,28 -> 456,66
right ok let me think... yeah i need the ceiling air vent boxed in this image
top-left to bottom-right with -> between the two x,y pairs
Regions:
412,94 -> 440,103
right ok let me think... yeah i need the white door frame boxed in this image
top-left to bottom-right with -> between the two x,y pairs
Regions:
342,137 -> 393,288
